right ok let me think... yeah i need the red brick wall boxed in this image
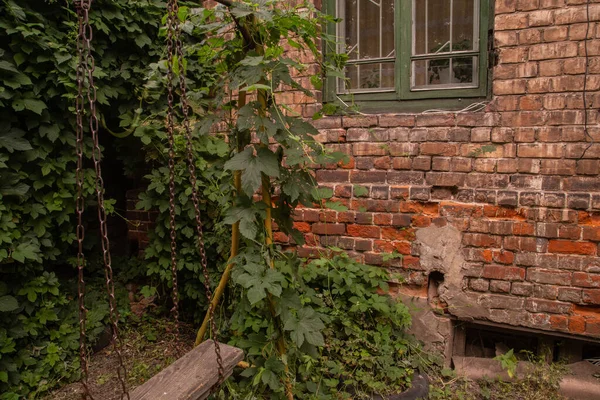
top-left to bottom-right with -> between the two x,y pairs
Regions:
125,1 -> 600,339
283,0 -> 600,339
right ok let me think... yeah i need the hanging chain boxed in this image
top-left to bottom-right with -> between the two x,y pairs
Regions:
165,0 -> 181,340
75,2 -> 93,398
166,0 -> 225,386
74,1 -> 130,398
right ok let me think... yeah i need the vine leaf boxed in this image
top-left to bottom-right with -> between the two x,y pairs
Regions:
224,147 -> 280,196
0,296 -> 18,312
283,307 -> 325,347
0,130 -> 32,153
235,263 -> 284,305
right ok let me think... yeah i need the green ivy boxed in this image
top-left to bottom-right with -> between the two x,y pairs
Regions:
0,0 -> 173,397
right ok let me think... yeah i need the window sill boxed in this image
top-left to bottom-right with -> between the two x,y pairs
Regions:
328,96 -> 490,115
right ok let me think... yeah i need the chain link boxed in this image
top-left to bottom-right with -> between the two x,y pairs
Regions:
74,1 -> 129,398
166,0 -> 225,386
75,4 -> 93,398
165,0 -> 181,341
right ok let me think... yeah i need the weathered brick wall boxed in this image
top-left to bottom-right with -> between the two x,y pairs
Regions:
281,0 -> 600,339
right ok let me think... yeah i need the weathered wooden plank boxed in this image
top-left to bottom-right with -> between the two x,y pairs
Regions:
130,340 -> 244,400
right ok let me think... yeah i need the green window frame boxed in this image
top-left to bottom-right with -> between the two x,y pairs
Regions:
324,0 -> 493,112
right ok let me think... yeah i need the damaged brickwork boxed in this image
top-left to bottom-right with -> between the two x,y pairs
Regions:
282,0 -> 600,340
125,0 -> 600,341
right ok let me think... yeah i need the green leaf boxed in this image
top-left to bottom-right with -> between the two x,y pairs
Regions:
224,147 -> 280,196
11,242 -> 40,263
134,33 -> 152,48
325,201 -> 348,212
0,296 -> 18,312
283,307 -> 325,347
0,129 -> 32,152
353,185 -> 369,197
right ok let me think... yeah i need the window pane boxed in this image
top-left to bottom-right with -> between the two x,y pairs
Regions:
340,0 -> 395,60
412,56 -> 478,89
453,0 -> 476,51
413,0 -> 477,55
452,56 -> 475,84
414,0 -> 452,54
339,62 -> 395,92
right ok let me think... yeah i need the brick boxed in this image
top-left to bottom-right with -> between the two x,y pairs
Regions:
540,159 -> 576,175
568,193 -> 591,210
415,114 -> 455,127
392,214 -> 412,227
514,128 -> 536,142
555,5 -> 600,25
558,287 -> 582,303
572,272 -> 600,287
347,128 -> 389,142
490,280 -> 512,293
544,25 -> 569,41
411,157 -> 431,171
311,223 -> 345,235
586,320 -> 600,335
577,160 -> 600,175
583,226 -> 600,241
356,212 -> 373,224
353,143 -> 388,156
517,143 -> 564,158
463,233 -> 502,248
342,115 -> 377,128
471,127 -> 491,142
492,128 -> 514,143
493,250 -> 515,264
550,315 -> 569,331
346,224 -> 380,238
548,240 -> 597,255
505,237 -> 548,252
569,316 -> 586,334
316,170 -> 349,182
495,13 -> 529,30
538,60 -> 562,77
466,174 -> 509,189
512,282 -> 534,296
388,128 -> 410,142
527,268 -> 572,285
496,0 -> 517,13
470,278 -> 490,292
582,289 -> 600,305
482,265 -> 526,281
355,239 -> 373,251
350,171 -> 387,184
425,172 -> 466,187
420,143 -> 459,156
541,193 -> 566,208
493,79 -> 527,95
387,171 -> 424,185
378,114 -> 415,128
520,28 -> 543,44
529,42 -> 578,60
529,9 -> 554,26
373,156 -> 391,169
389,143 -> 419,156
525,298 -> 573,314
495,31 -> 519,47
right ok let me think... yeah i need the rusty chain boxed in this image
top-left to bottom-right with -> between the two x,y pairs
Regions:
165,0 -> 181,340
74,1 -> 130,399
75,2 -> 93,398
166,0 -> 225,386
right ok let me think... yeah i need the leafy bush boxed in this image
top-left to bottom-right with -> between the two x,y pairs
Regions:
224,251 -> 417,399
0,0 -> 171,397
302,253 -> 416,398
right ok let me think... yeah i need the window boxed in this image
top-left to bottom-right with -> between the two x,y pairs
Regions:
325,0 -> 491,109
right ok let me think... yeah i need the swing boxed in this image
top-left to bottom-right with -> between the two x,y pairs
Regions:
72,1 -> 242,399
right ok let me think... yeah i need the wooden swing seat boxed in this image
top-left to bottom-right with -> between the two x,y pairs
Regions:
130,340 -> 243,400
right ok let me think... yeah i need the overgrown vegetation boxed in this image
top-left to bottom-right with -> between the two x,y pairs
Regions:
1,0 -> 425,399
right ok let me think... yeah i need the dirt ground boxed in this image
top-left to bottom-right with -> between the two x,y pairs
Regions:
46,319 -> 195,400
